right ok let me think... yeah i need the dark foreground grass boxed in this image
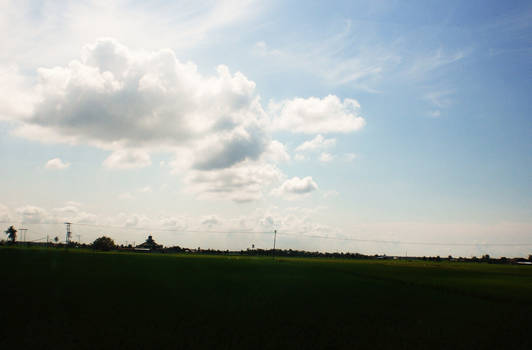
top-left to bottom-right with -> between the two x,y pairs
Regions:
1,247 -> 532,349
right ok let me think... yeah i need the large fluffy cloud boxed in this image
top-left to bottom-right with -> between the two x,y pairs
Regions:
5,39 -> 365,202
21,39 -> 265,153
0,66 -> 37,121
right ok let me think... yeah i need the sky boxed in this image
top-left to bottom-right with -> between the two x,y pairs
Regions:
1,0 -> 531,257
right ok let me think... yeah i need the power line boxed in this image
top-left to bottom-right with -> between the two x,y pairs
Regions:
28,236 -> 48,242
2,220 -> 532,247
278,231 -> 532,247
0,221 -> 272,234
18,228 -> 28,242
74,222 -> 274,235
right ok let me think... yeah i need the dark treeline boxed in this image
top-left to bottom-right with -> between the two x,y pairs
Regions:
2,234 -> 531,265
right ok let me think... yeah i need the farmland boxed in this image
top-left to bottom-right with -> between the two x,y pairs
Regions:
1,247 -> 532,349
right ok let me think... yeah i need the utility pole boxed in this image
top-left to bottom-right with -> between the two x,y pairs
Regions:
19,228 -> 28,243
273,229 -> 277,258
64,222 -> 72,244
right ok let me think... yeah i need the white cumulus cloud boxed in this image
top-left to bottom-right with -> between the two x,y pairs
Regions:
271,95 -> 365,134
272,176 -> 319,198
184,160 -> 283,202
45,158 -> 70,169
319,153 -> 335,162
343,153 -> 357,162
103,149 -> 151,169
0,66 -> 37,121
118,192 -> 135,200
296,134 -> 336,152
201,215 -> 220,227
5,39 -> 366,202
264,140 -> 290,163
16,205 -> 50,224
294,154 -> 307,161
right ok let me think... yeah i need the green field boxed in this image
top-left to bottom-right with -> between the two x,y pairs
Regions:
2,247 -> 532,349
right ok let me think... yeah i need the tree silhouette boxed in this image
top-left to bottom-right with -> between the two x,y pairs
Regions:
4,226 -> 17,243
92,236 -> 116,251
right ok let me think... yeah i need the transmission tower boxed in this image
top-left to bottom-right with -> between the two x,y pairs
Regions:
64,222 -> 72,244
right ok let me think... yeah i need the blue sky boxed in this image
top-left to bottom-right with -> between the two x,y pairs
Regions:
1,0 -> 531,257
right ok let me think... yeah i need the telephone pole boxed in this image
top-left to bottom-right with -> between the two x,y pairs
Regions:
273,229 -> 277,258
19,228 -> 28,242
64,222 -> 72,244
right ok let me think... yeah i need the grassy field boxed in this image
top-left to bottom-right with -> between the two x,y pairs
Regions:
1,247 -> 532,349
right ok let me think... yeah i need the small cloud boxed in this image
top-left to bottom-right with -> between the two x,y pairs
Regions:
296,134 -> 336,152
425,90 -> 453,109
252,41 -> 282,57
118,192 -> 134,200
323,190 -> 339,198
103,149 -> 151,169
343,153 -> 357,162
429,110 -> 441,118
272,95 -> 365,134
264,140 -> 290,163
272,176 -> 319,199
0,204 -> 11,222
294,154 -> 307,161
138,186 -> 152,193
201,215 -> 220,227
160,216 -> 187,230
45,158 -> 70,170
319,152 -> 335,162
16,205 -> 50,224
53,205 -> 79,215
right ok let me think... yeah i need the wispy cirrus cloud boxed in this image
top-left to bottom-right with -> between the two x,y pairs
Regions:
252,21 -> 401,91
252,20 -> 471,96
405,48 -> 468,79
0,0 -> 264,69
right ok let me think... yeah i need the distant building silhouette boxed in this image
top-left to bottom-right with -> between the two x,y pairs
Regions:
136,235 -> 162,250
